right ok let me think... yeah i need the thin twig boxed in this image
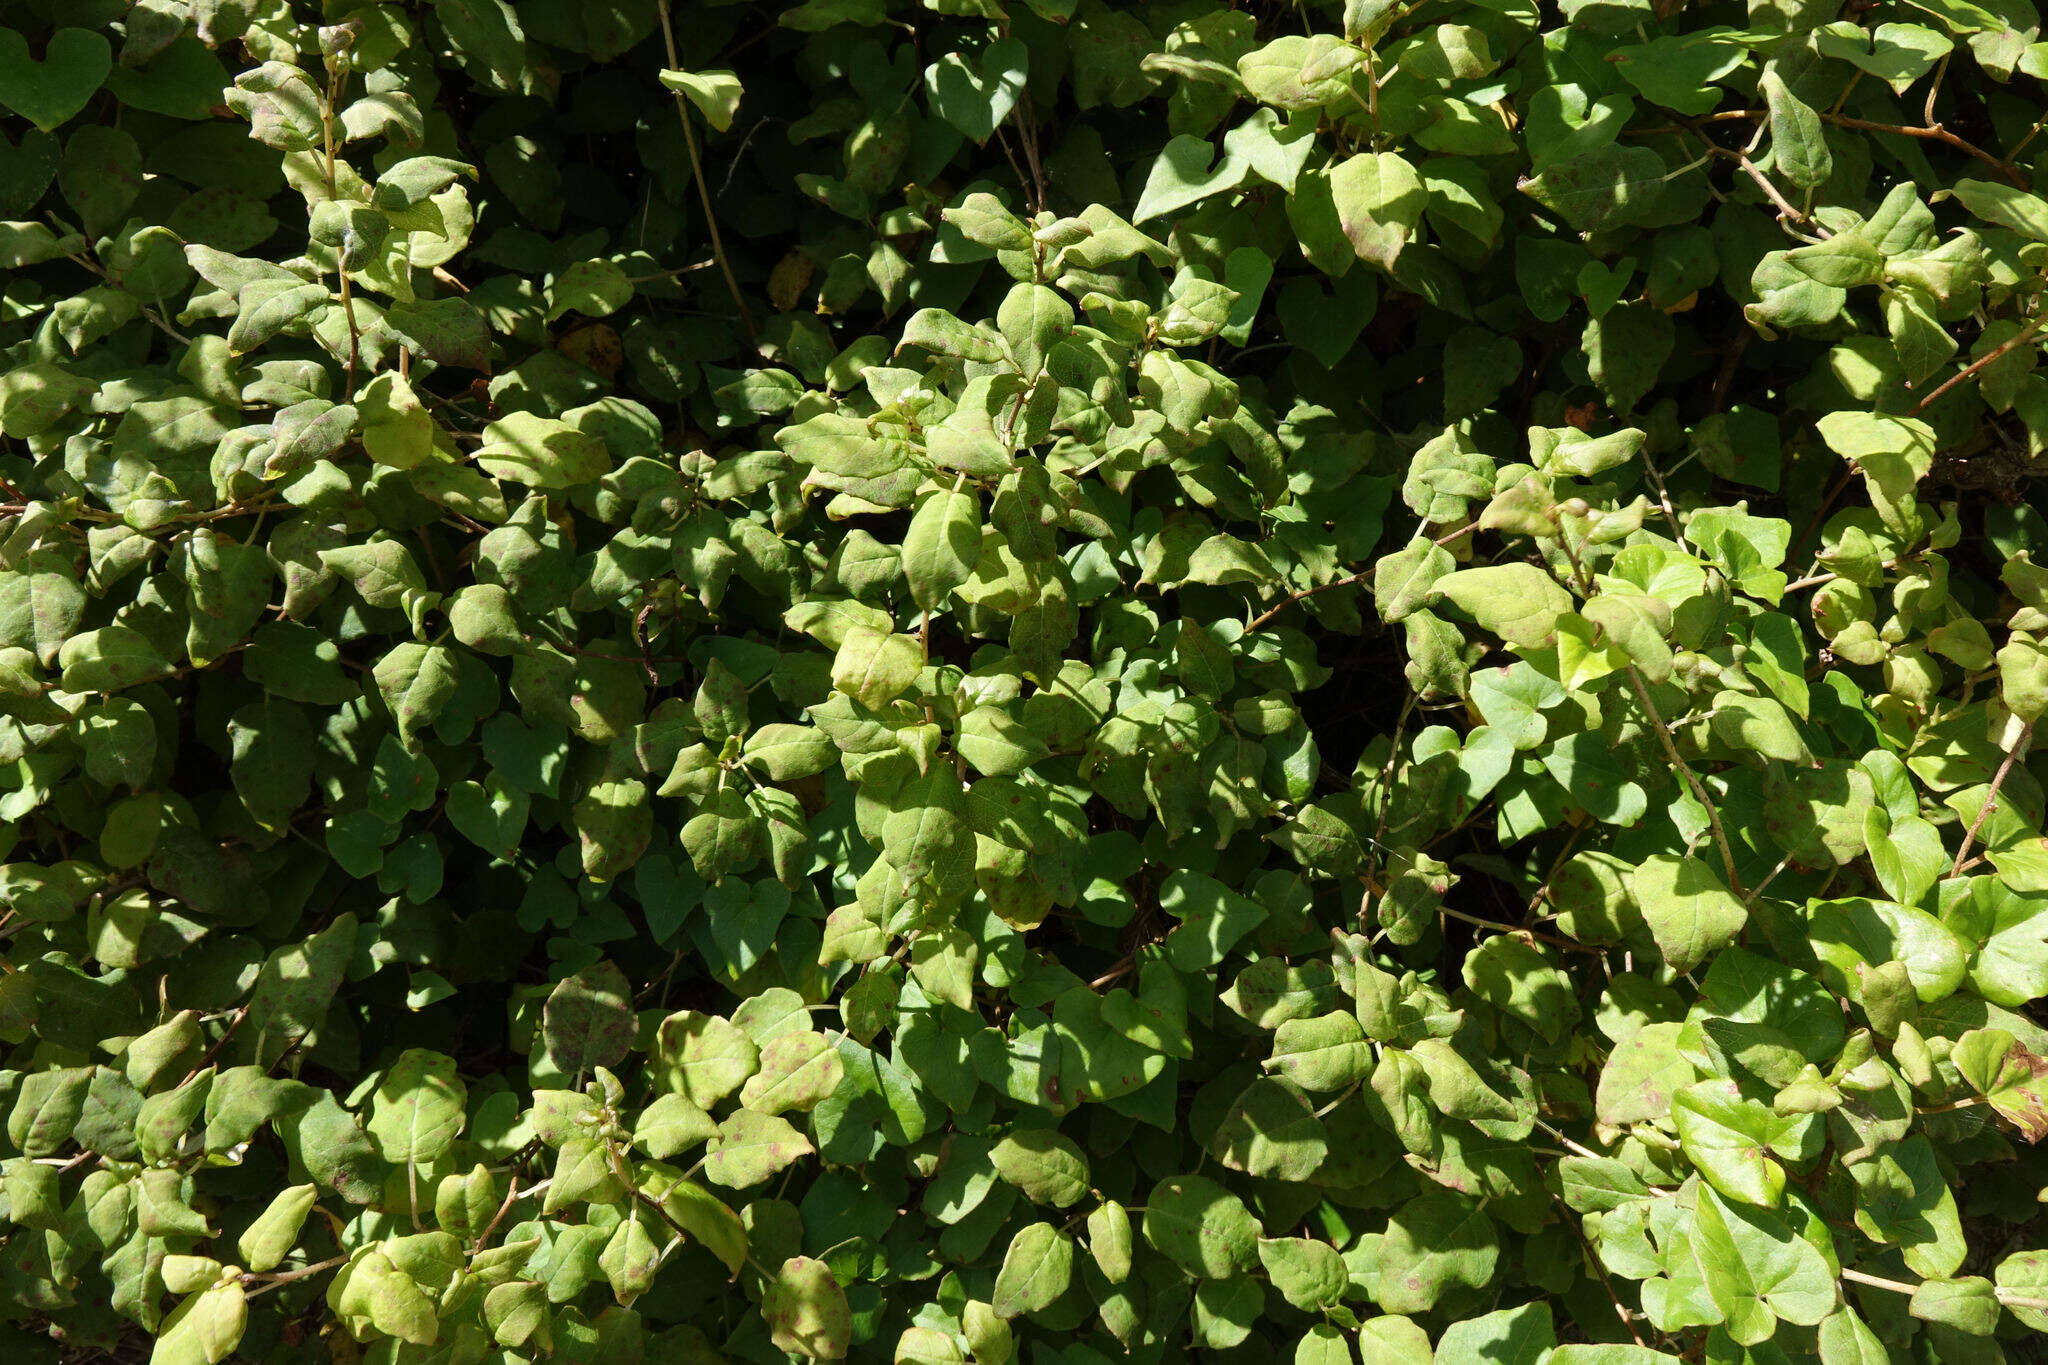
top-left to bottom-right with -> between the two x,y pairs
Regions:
241,1254 -> 348,1299
1363,694 -> 1418,903
183,1004 -> 250,1083
1675,108 -> 2025,186
58,248 -> 191,344
1922,53 -> 1951,129
1734,146 -> 1814,227
655,0 -> 756,343
1841,1266 -> 2048,1313
1554,1194 -> 1650,1349
1708,329 -> 1750,413
1557,539 -> 1746,894
1952,719 -> 2033,877
1909,318 -> 2044,415
1742,850 -> 1797,906
1671,117 -> 1817,227
1787,466 -> 1856,575
1440,905 -> 1607,956
1013,97 -> 1049,214
1088,958 -> 1136,990
1246,571 -> 1367,633
470,1173 -> 527,1256
318,66 -> 361,400
1627,665 -> 1745,896
1532,1117 -> 1606,1162
1823,113 -> 2026,188
624,260 -> 717,284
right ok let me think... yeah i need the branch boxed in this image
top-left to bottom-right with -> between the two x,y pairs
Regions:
1678,108 -> 2026,187
1626,665 -> 1746,897
1441,905 -> 1607,956
1842,1266 -> 2048,1314
1557,537 -> 1746,897
1909,318 -> 2044,416
241,1254 -> 348,1299
1822,113 -> 2027,188
1246,570 -> 1367,633
1952,719 -> 2034,877
655,0 -> 756,344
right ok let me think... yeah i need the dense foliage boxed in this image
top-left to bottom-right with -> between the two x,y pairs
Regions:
7,0 -> 2048,1361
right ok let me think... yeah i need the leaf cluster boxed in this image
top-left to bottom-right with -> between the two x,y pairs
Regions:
3,1 -> 2048,1364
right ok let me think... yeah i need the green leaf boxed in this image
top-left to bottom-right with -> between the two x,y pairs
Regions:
1611,31 -> 1748,115
1690,1186 -> 1838,1345
0,28 -> 112,133
475,411 -> 612,489
238,1184 -> 318,1274
738,1031 -> 846,1115
366,1049 -> 466,1166
1519,143 -> 1668,232
1435,564 -> 1573,649
992,1222 -> 1075,1318
903,487 -> 982,611
1257,1237 -> 1348,1311
1994,1249 -> 2048,1333
542,961 -> 635,1075
659,68 -> 743,132
704,1109 -> 814,1188
1433,1302 -> 1555,1365
1908,1276 -> 2000,1336
1364,1193 -> 1499,1314
990,1128 -> 1091,1207
547,259 -> 634,321
1761,67 -> 1831,189
1329,151 -> 1426,269
1583,303 -> 1673,413
1463,936 -> 1577,1042
832,626 -> 924,710
925,38 -> 1028,143
1948,178 -> 2048,242
764,1257 -> 852,1358
1632,855 -> 1748,973
1266,1011 -> 1374,1091
1144,1174 -> 1261,1279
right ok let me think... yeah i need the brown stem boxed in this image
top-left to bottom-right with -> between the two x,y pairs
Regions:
1909,318 -> 2044,416
655,0 -> 756,344
1441,905 -> 1606,956
1249,520 -> 1478,633
317,70 -> 360,399
1246,570 -> 1368,633
1013,98 -> 1049,214
1562,538 -> 1745,897
1627,665 -> 1745,897
242,1254 -> 348,1299
183,1004 -> 250,1083
1952,719 -> 2034,877
1363,693 -> 1417,904
1822,113 -> 2026,188
1088,957 -> 1136,990
337,270 -> 360,401
1708,329 -> 1750,414
470,1173 -> 523,1256
1841,1265 -> 2048,1314
1674,108 -> 2025,186
1787,466 -> 1856,568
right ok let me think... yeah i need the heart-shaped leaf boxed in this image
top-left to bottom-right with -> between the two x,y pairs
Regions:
0,29 -> 113,133
923,37 -> 1027,143
0,127 -> 59,217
